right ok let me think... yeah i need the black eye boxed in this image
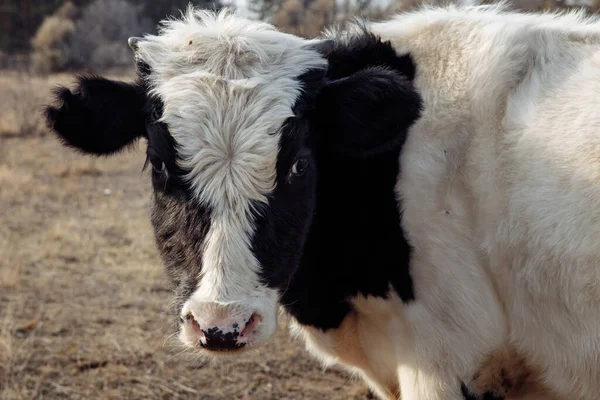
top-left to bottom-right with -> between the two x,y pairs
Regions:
152,158 -> 166,174
146,147 -> 174,192
147,148 -> 167,175
149,155 -> 169,190
291,158 -> 308,176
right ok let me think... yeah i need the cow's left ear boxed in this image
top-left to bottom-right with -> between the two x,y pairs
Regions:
44,75 -> 148,156
313,66 -> 422,158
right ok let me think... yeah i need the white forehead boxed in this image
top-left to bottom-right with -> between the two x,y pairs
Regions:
136,7 -> 327,211
137,7 -> 327,82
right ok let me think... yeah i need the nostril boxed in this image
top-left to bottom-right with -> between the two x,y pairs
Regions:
181,312 -> 201,333
240,312 -> 262,338
181,312 -> 198,327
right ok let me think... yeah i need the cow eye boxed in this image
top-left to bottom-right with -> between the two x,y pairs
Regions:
146,148 -> 170,190
146,148 -> 167,176
153,160 -> 166,174
151,157 -> 166,174
291,158 -> 308,176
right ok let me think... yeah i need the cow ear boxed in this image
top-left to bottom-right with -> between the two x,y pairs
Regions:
44,75 -> 148,156
313,67 -> 421,158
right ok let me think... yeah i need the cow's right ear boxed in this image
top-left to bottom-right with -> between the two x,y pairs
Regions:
44,75 -> 148,156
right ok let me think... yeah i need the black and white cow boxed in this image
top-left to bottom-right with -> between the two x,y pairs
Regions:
45,3 -> 600,400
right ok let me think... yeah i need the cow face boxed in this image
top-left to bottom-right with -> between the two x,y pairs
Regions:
44,8 -> 420,356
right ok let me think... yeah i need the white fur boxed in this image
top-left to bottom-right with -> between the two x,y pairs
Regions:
135,7 -> 327,349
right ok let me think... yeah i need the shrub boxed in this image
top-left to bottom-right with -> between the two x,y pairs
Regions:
303,0 -> 336,37
272,0 -> 393,37
0,71 -> 48,137
30,0 -> 153,73
30,2 -> 78,74
272,0 -> 305,36
69,0 -> 152,71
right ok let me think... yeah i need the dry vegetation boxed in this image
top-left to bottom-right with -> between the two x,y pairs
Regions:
0,71 -> 371,399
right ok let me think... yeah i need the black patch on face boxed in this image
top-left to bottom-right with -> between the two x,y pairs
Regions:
252,28 -> 421,330
150,191 -> 212,313
281,141 -> 414,329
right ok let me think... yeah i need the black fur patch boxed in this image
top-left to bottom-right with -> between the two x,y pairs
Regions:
252,28 -> 421,329
45,75 -> 147,156
315,66 -> 422,158
324,27 -> 417,81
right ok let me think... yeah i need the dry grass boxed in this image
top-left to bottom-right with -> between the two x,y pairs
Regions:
0,70 -> 50,137
30,15 -> 75,74
0,70 -> 370,399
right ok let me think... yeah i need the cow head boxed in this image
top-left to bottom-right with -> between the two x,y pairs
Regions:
44,8 -> 421,355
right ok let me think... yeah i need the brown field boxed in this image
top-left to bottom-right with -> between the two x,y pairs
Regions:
0,70 -> 370,399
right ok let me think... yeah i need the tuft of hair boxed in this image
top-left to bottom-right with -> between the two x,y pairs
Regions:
136,6 -> 328,85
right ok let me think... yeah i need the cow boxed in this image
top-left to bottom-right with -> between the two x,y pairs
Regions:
44,2 -> 600,399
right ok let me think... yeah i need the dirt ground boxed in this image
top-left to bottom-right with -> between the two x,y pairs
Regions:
0,71 -> 371,399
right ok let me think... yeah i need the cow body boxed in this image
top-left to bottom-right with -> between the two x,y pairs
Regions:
44,3 -> 600,400
363,6 -> 600,399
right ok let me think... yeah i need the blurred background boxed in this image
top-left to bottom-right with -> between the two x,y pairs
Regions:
0,0 -> 597,399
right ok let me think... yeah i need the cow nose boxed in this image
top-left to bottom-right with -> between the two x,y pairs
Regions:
180,303 -> 262,351
200,326 -> 243,351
